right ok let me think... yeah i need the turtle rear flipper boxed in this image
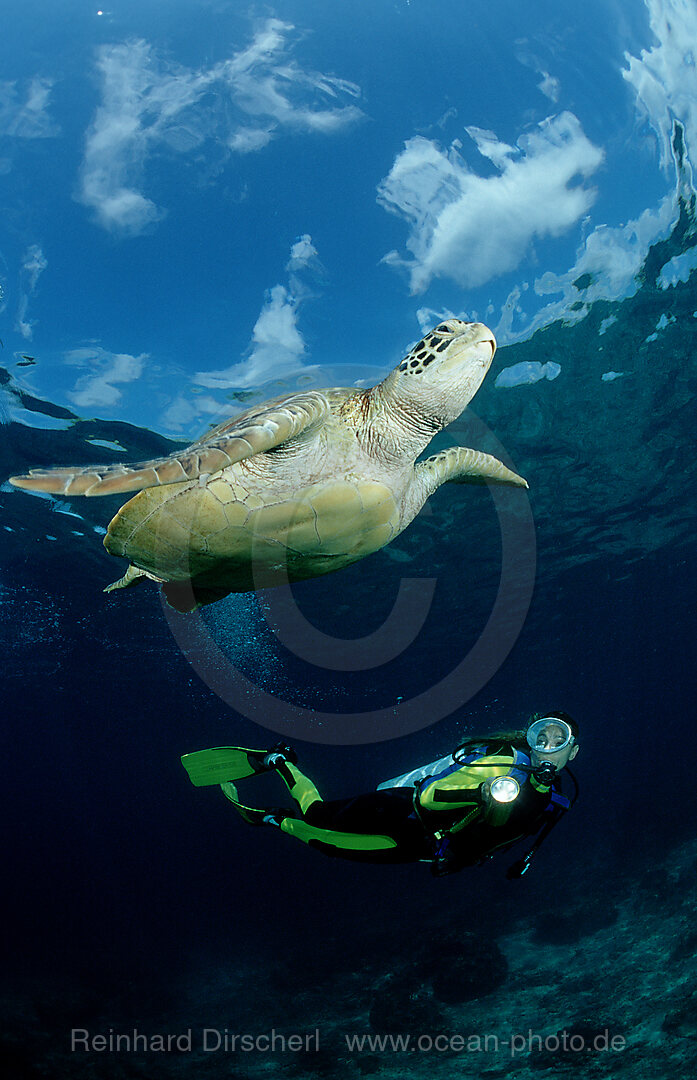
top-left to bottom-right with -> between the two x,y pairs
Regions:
104,564 -> 165,593
104,570 -> 232,611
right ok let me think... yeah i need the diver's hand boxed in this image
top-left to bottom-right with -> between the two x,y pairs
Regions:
478,779 -> 493,805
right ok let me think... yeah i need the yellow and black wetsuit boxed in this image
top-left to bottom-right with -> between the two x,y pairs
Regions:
181,742 -> 571,874
252,743 -> 569,872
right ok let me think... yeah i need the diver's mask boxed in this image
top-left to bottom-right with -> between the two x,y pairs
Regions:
526,717 -> 575,782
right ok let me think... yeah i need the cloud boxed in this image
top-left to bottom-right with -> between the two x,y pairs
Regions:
658,247 -> 697,288
493,2 -> 697,343
415,306 -> 460,334
194,235 -> 323,392
196,284 -> 306,391
537,72 -> 561,103
495,360 -> 561,388
78,39 -> 195,233
15,244 -> 48,340
514,46 -> 561,104
0,77 -> 58,138
623,0 -> 697,178
535,193 -> 678,301
21,245 -> 47,292
79,20 -> 363,234
218,20 -> 362,135
160,393 -> 226,435
377,112 -> 603,294
286,234 -> 320,274
285,233 -> 323,296
66,347 -> 146,408
601,371 -> 626,382
228,127 -> 274,153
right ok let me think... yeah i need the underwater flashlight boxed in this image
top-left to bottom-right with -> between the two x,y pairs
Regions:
489,776 -> 520,803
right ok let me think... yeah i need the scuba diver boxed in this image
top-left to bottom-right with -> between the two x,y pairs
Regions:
181,713 -> 579,878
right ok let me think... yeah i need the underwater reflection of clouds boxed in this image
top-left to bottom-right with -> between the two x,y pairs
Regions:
494,361 -> 561,389
194,236 -> 322,392
15,245 -> 48,342
379,0 -> 697,342
623,0 -> 697,173
78,21 -> 363,235
162,235 -> 325,433
0,76 -> 57,140
525,0 -> 697,334
378,112 -> 604,295
65,346 -> 147,410
658,247 -> 697,287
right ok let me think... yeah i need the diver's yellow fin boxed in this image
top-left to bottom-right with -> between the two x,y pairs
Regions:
219,781 -> 269,825
181,746 -> 268,786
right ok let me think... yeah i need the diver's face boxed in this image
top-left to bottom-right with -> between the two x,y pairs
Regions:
529,722 -> 579,772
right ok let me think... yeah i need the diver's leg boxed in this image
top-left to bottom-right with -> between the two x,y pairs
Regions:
222,760 -> 419,861
273,761 -> 323,816
215,748 -> 322,827
219,780 -> 294,827
278,790 -> 424,862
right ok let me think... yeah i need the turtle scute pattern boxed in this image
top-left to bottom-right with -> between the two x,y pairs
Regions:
107,471 -> 401,594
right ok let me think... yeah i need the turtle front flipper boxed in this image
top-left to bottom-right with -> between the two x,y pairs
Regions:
8,391 -> 329,497
416,446 -> 528,496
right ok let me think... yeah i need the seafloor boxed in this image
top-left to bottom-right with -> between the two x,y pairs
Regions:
3,836 -> 695,1080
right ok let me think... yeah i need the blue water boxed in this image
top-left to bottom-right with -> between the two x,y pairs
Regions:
3,219 -> 697,1072
2,2 -> 697,1075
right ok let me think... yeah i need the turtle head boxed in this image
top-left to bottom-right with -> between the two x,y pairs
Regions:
380,320 -> 497,432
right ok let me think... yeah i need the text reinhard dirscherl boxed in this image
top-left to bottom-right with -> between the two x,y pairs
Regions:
71,1029 -> 320,1054
70,1027 -> 627,1057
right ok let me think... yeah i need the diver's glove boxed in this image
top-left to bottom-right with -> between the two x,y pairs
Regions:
430,835 -> 464,877
478,777 -> 516,827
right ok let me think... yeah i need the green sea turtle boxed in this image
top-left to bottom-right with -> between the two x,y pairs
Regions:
10,319 -> 527,612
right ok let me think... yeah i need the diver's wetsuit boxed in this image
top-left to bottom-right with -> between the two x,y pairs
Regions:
300,788 -> 429,863
268,743 -> 569,872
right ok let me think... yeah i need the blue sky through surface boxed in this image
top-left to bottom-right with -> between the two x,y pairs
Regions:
1,0 -> 695,437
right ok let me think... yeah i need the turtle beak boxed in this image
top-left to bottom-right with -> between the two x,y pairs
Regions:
451,322 -> 496,364
469,323 -> 496,359
438,322 -> 497,377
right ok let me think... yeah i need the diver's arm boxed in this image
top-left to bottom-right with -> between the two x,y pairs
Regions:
418,768 -> 481,813
418,756 -> 515,823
